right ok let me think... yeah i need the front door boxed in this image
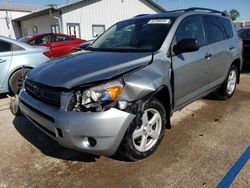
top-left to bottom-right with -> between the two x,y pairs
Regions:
172,15 -> 212,109
0,40 -> 12,89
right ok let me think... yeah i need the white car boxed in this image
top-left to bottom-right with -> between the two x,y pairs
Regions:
0,35 -> 52,94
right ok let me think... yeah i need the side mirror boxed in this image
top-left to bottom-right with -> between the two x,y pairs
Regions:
80,40 -> 94,50
174,39 -> 200,54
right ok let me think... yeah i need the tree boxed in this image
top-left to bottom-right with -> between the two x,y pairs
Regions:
223,9 -> 240,21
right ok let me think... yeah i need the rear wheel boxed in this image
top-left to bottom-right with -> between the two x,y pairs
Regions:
9,68 -> 31,95
116,99 -> 167,161
215,65 -> 238,100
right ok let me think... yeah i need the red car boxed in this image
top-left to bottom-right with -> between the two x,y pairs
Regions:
20,33 -> 86,58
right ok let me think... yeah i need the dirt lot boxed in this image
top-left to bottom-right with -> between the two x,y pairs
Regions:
0,68 -> 249,188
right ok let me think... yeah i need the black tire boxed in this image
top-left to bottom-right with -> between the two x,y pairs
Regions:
116,99 -> 167,161
9,68 -> 31,95
9,94 -> 22,116
215,65 -> 238,100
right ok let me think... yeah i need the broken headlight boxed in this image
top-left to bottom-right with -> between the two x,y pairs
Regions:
69,80 -> 124,112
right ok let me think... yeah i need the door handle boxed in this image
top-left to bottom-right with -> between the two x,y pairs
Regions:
229,46 -> 235,50
0,59 -> 7,63
205,53 -> 212,59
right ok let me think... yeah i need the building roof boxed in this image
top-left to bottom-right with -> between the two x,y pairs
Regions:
13,0 -> 165,21
58,0 -> 165,12
0,3 -> 47,12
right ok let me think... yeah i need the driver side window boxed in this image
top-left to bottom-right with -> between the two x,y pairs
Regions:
175,16 -> 205,46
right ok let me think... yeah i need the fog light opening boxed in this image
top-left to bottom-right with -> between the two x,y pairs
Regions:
56,128 -> 63,138
88,137 -> 97,147
82,137 -> 97,148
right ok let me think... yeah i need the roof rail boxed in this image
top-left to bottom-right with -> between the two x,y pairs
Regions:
163,9 -> 186,13
185,7 -> 227,16
134,14 -> 150,17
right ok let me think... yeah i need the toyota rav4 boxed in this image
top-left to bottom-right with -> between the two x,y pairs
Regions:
17,8 -> 242,161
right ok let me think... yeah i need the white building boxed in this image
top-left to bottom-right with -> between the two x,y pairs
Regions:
0,3 -> 46,39
13,0 -> 165,40
234,20 -> 250,30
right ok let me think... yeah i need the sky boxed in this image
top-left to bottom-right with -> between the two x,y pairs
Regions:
0,0 -> 249,20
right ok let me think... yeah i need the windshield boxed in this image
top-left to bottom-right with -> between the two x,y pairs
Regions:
89,17 -> 174,52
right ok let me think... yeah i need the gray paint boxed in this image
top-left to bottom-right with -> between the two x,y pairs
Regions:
28,51 -> 153,89
19,11 -> 242,156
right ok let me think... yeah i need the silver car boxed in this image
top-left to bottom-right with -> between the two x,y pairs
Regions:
0,36 -> 51,94
18,8 -> 242,161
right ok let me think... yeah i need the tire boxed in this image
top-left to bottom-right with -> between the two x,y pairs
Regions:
215,65 -> 238,100
116,99 -> 167,161
9,94 -> 22,116
9,68 -> 31,95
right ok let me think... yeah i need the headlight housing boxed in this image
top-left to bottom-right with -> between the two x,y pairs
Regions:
69,80 -> 124,112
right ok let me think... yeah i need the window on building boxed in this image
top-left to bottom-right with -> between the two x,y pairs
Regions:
23,28 -> 28,36
67,23 -> 80,38
0,40 -> 12,52
51,25 -> 60,33
92,25 -> 105,38
204,15 -> 226,44
51,34 -> 73,42
32,26 -> 38,35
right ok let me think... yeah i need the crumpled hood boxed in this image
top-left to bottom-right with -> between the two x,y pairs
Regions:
28,51 -> 153,89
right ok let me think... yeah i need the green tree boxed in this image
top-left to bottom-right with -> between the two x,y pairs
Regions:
223,9 -> 240,21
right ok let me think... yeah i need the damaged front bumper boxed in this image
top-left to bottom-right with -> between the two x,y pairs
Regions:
19,90 -> 135,156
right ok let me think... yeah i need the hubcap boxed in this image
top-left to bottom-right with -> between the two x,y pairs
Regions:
132,108 -> 162,152
17,76 -> 24,89
227,70 -> 237,95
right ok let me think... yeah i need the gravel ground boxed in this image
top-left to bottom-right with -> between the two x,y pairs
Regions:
0,71 -> 249,188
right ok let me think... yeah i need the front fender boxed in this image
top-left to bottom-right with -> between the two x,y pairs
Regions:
118,59 -> 172,104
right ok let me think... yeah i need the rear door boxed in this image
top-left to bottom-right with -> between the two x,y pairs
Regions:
172,15 -> 212,108
0,40 -> 12,89
203,15 -> 231,86
50,34 -> 75,58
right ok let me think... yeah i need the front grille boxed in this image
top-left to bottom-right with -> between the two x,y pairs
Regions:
25,79 -> 61,108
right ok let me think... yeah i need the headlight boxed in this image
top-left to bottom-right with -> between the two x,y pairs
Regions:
70,80 -> 124,112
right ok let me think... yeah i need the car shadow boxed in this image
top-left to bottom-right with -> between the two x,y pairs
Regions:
13,116 -> 100,162
0,93 -> 7,99
241,59 -> 250,73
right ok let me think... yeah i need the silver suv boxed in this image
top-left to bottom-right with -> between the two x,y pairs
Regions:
18,8 -> 242,161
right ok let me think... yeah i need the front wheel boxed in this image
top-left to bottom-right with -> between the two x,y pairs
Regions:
9,68 -> 31,95
215,65 -> 238,100
116,99 -> 167,161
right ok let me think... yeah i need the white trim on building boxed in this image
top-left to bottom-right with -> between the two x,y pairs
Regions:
0,3 -> 46,39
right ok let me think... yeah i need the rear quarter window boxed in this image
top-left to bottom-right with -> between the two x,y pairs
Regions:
204,15 -> 226,43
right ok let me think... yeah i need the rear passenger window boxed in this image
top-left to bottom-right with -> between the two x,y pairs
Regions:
12,44 -> 25,51
175,16 -> 206,46
221,18 -> 234,38
29,35 -> 49,45
204,15 -> 226,43
51,35 -> 73,42
0,40 -> 11,52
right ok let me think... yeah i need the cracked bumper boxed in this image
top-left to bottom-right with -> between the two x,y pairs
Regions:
19,90 -> 135,156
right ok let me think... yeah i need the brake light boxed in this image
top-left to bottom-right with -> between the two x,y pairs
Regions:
43,51 -> 53,59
